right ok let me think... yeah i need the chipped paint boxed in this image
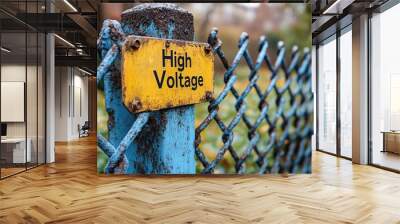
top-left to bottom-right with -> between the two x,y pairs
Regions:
122,4 -> 197,174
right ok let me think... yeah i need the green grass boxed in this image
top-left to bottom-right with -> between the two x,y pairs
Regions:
97,91 -> 109,173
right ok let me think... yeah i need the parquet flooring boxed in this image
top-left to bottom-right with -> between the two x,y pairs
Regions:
0,135 -> 400,223
0,167 -> 26,178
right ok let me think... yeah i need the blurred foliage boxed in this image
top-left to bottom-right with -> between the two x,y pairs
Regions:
100,3 -> 311,71
273,4 -> 312,56
194,65 -> 293,173
190,3 -> 311,72
97,91 -> 108,173
98,65 -> 293,173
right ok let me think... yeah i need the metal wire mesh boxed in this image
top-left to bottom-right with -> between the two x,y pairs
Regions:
97,21 -> 313,174
194,28 -> 313,174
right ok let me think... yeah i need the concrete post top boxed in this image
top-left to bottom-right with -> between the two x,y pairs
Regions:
122,3 -> 189,15
120,3 -> 194,41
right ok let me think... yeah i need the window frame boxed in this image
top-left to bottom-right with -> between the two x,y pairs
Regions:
314,22 -> 353,161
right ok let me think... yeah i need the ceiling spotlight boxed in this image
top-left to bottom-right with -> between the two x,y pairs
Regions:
63,0 -> 78,12
76,48 -> 86,55
1,47 -> 11,53
322,0 -> 354,15
78,67 -> 93,76
54,34 -> 75,48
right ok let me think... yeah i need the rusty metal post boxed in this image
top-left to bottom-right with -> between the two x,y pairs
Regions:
119,4 -> 195,173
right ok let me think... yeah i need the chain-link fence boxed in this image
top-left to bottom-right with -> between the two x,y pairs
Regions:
97,19 -> 313,174
195,28 -> 313,174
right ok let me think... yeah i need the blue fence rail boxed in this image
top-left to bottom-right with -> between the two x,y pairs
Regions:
97,16 -> 313,174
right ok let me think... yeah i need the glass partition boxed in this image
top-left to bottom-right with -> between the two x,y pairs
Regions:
27,31 -> 38,169
1,31 -> 28,177
312,45 -> 317,151
0,1 -> 46,179
38,32 -> 45,165
317,36 -> 337,154
371,4 -> 400,171
339,28 -> 352,158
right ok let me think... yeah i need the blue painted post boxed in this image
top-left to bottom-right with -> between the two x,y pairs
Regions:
98,20 -> 134,174
117,4 -> 195,174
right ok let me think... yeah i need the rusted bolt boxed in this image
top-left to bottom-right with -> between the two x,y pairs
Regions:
165,41 -> 170,48
130,97 -> 142,112
204,44 -> 212,55
126,38 -> 141,51
205,91 -> 213,101
132,39 -> 141,50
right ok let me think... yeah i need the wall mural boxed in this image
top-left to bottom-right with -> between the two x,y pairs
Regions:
97,3 -> 313,174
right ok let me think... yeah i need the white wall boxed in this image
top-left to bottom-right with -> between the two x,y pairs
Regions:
55,66 -> 69,141
1,65 -> 26,139
72,73 -> 89,138
1,65 -> 42,138
54,67 -> 89,141
1,64 -> 46,164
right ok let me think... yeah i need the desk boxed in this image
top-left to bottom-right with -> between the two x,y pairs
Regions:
382,131 -> 400,155
1,138 -> 31,163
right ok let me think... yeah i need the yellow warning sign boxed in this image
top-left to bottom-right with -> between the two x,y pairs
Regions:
122,35 -> 214,113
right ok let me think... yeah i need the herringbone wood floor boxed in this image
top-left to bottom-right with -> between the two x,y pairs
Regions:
1,136 -> 400,224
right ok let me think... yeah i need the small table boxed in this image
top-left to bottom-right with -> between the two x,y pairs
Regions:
381,131 -> 400,155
